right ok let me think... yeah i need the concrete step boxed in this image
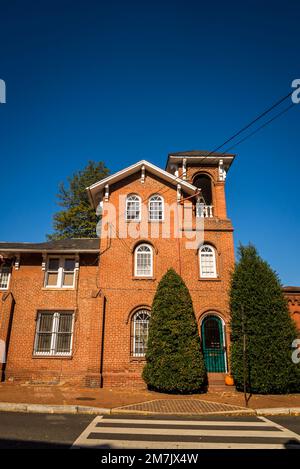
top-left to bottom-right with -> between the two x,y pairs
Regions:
207,373 -> 230,392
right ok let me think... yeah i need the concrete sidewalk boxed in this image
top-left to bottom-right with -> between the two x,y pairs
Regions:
0,383 -> 299,416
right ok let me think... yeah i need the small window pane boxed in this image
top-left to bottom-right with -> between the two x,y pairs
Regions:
48,258 -> 59,271
64,259 -> 75,271
46,272 -> 58,286
39,314 -> 54,332
56,334 -> 72,354
36,334 -> 52,353
63,272 -> 74,286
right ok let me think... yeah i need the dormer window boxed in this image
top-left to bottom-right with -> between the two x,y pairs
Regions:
45,257 -> 76,288
126,194 -> 141,221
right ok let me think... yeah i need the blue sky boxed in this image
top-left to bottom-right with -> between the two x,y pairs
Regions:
0,0 -> 299,285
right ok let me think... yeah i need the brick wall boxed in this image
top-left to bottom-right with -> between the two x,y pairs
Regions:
97,166 -> 235,387
0,253 -> 102,385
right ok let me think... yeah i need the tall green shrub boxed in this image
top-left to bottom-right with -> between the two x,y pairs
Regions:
143,268 -> 207,393
230,244 -> 300,394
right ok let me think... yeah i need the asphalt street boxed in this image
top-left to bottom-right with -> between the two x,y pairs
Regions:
0,412 -> 299,449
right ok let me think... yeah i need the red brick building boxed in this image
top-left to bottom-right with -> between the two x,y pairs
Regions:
0,151 -> 298,388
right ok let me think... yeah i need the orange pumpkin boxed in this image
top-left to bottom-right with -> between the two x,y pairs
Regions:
225,374 -> 234,386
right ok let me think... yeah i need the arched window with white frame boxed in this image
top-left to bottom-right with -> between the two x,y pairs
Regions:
126,194 -> 141,221
131,309 -> 151,357
134,244 -> 153,277
199,245 -> 217,278
149,194 -> 164,221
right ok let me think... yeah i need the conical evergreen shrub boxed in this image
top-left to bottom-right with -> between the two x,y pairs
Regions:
230,244 -> 300,394
142,268 -> 207,393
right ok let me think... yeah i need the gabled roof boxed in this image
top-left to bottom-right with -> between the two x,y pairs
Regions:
0,238 -> 99,254
86,159 -> 197,208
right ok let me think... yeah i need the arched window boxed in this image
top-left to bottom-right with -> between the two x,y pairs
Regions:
134,244 -> 153,277
193,174 -> 213,205
199,245 -> 217,278
149,195 -> 164,221
126,194 -> 141,221
131,309 -> 151,357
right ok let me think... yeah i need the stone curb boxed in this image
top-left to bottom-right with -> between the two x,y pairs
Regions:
256,407 -> 300,416
0,403 -> 111,415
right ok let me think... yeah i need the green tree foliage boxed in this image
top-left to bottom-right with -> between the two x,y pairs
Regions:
230,244 -> 300,394
143,268 -> 207,393
47,161 -> 109,240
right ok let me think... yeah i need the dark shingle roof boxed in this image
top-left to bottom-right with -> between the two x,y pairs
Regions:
0,238 -> 99,252
168,150 -> 235,157
282,286 -> 300,293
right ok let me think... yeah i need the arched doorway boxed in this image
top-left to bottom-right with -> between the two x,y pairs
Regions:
201,315 -> 227,372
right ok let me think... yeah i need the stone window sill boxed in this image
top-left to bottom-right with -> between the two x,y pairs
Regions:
132,277 -> 156,281
32,355 -> 73,360
198,277 -> 222,282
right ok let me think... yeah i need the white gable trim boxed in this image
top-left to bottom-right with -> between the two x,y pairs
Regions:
86,160 -> 197,208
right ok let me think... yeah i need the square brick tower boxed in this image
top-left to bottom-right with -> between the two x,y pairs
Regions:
87,151 -> 235,388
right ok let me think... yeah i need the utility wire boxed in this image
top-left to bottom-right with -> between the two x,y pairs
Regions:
204,89 -> 295,156
137,90 -> 297,202
221,103 -> 296,154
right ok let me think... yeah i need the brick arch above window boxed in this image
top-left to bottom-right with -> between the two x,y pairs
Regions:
125,304 -> 152,325
131,239 -> 158,255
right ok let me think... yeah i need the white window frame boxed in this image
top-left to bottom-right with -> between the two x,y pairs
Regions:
45,256 -> 76,289
134,244 -> 153,277
34,311 -> 74,357
199,245 -> 217,278
126,194 -> 141,222
148,194 -> 164,221
132,309 -> 151,357
0,265 -> 11,290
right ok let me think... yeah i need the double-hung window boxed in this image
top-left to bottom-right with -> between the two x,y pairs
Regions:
0,264 -> 11,290
199,245 -> 217,278
149,195 -> 164,221
45,257 -> 76,288
126,194 -> 141,221
131,310 -> 150,357
34,311 -> 74,356
134,244 -> 153,277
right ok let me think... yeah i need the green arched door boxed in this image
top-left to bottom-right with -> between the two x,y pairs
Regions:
201,315 -> 226,372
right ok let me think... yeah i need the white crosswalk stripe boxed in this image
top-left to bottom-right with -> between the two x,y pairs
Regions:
72,416 -> 300,449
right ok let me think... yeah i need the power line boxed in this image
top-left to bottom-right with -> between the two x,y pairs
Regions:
138,90 -> 297,202
204,89 -> 295,156
221,102 -> 296,154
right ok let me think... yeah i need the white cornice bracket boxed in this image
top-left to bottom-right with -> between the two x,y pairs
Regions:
218,159 -> 227,181
177,183 -> 181,202
141,165 -> 145,183
182,158 -> 187,180
14,254 -> 20,270
42,252 -> 47,271
104,184 -> 109,201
